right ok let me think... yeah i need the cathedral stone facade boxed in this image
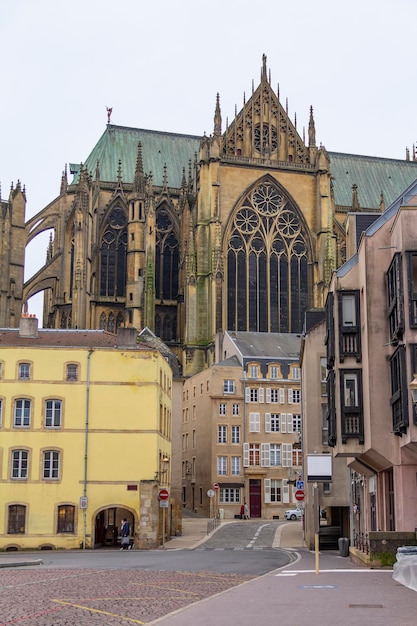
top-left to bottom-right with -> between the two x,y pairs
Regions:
3,56 -> 417,376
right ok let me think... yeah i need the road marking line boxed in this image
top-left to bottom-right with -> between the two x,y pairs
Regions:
276,568 -> 391,575
52,599 -> 145,624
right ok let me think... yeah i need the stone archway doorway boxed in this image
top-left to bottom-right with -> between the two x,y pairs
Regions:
94,507 -> 135,548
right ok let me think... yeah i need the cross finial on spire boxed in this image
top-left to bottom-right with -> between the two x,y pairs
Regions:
261,54 -> 267,81
106,106 -> 113,124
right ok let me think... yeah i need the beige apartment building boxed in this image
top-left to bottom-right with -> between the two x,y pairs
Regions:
182,331 -> 302,520
321,180 -> 417,555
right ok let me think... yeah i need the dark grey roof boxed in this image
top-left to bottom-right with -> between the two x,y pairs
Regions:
138,327 -> 182,378
217,355 -> 242,368
0,328 -> 139,348
226,331 -> 301,360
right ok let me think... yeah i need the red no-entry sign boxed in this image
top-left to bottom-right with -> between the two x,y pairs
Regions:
294,489 -> 305,502
213,483 -> 219,490
159,488 -> 169,501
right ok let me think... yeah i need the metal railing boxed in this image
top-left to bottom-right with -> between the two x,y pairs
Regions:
353,531 -> 370,554
207,515 -> 221,535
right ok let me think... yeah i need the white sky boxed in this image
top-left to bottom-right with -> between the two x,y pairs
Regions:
1,0 -> 417,322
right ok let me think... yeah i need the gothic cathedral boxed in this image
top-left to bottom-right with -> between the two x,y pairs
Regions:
2,56 -> 417,376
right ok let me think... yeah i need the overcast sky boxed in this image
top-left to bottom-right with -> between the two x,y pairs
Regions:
2,0 -> 417,321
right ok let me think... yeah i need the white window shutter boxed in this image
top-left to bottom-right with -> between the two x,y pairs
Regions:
282,443 -> 293,467
286,413 -> 293,433
283,479 -> 290,503
243,443 -> 249,467
288,388 -> 293,404
266,388 -> 271,403
281,413 -> 287,433
259,387 -> 264,403
249,412 -> 260,432
261,443 -> 270,467
245,387 -> 251,402
279,388 -> 285,403
265,412 -> 271,432
264,478 -> 271,503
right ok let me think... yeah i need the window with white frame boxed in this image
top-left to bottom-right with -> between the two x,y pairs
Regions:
217,456 -> 227,475
247,387 -> 259,402
43,451 -> 60,479
280,413 -> 294,433
270,366 -> 279,379
14,399 -> 31,427
292,448 -> 302,467
231,456 -> 241,475
270,413 -> 280,432
292,414 -> 302,433
269,388 -> 279,402
232,403 -> 240,416
18,362 -> 30,380
249,412 -> 260,432
11,450 -> 28,479
57,505 -> 75,533
250,365 -> 259,378
288,388 -> 301,403
219,403 -> 226,415
45,399 -> 62,428
291,367 -> 300,380
320,357 -> 327,395
0,362 -> 3,378
248,443 -> 260,465
218,425 -> 227,443
322,403 -> 329,444
270,479 -> 282,502
223,379 -> 235,394
231,425 -> 240,443
270,443 -> 281,466
220,488 -> 240,503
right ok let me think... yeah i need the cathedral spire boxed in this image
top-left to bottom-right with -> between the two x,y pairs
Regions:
308,106 -> 316,147
261,53 -> 268,82
133,142 -> 145,193
60,164 -> 68,195
213,93 -> 222,136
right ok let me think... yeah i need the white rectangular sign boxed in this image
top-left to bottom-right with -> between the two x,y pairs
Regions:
159,500 -> 169,508
306,454 -> 332,482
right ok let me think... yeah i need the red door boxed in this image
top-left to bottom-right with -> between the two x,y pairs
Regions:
249,479 -> 262,518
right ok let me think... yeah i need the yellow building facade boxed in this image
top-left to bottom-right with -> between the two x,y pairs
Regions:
0,317 -> 173,550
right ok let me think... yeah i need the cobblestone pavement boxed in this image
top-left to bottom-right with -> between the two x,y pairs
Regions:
0,567 -> 255,625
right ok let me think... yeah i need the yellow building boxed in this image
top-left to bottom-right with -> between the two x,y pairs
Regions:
0,316 -> 173,550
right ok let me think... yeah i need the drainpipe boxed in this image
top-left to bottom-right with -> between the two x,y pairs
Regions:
82,349 -> 93,550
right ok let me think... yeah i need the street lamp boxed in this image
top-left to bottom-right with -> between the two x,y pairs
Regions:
154,456 -> 170,483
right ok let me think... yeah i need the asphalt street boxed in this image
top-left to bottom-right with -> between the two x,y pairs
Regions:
0,520 -> 295,625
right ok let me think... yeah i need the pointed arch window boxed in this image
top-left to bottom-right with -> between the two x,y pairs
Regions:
99,312 -> 107,329
155,206 -> 179,301
227,180 -> 309,333
100,207 -> 127,297
108,312 -> 115,333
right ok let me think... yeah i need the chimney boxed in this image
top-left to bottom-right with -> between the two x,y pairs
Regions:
116,326 -> 138,348
19,314 -> 39,338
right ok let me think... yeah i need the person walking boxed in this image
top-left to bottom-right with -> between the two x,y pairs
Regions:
120,518 -> 131,550
244,502 -> 250,520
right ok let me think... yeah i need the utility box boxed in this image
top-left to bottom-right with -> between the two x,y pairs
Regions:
338,537 -> 350,557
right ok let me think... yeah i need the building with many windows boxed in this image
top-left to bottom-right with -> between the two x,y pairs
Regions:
182,331 -> 301,519
321,180 -> 417,553
0,316 -> 174,550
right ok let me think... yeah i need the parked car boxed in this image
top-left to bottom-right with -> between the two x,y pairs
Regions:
284,508 -> 303,521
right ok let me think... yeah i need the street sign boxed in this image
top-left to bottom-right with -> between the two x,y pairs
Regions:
296,480 -> 304,490
158,488 -> 169,501
79,496 -> 88,509
159,500 -> 169,508
294,489 -> 305,502
213,483 -> 219,490
207,489 -> 215,498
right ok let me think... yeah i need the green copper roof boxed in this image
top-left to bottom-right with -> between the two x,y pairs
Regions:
75,125 -> 201,189
71,125 -> 417,210
328,152 -> 417,210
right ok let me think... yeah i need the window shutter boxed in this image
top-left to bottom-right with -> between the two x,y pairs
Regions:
259,388 -> 264,403
249,412 -> 260,432
261,443 -> 270,467
288,388 -> 293,404
283,479 -> 290,503
264,478 -> 271,503
279,388 -> 285,403
243,443 -> 249,467
281,413 -> 287,433
286,413 -> 293,433
266,388 -> 271,403
282,443 -> 293,467
245,387 -> 251,402
265,412 -> 271,432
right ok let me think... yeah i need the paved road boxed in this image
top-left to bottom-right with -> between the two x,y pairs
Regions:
0,521 -> 295,625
